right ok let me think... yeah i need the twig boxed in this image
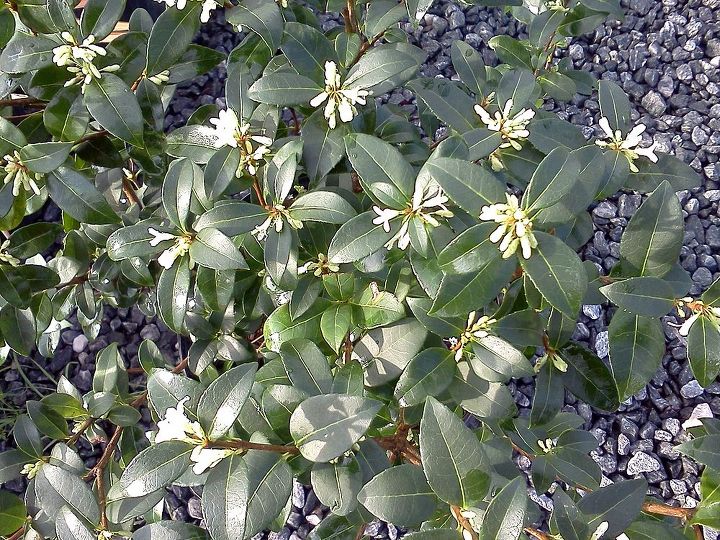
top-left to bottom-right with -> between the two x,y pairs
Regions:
289,108 -> 301,135
451,505 -> 478,540
0,97 -> 45,107
693,524 -> 704,540
209,439 -> 300,454
122,177 -> 142,207
642,502 -> 695,520
7,527 -> 25,540
67,417 -> 95,446
96,467 -> 109,530
354,523 -> 367,540
524,527 -> 553,540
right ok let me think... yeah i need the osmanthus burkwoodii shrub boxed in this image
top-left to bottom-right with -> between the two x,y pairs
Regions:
0,0 -> 719,539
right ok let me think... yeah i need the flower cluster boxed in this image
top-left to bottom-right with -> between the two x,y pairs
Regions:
148,228 -> 193,269
310,61 -> 369,129
454,311 -> 497,360
595,117 -> 659,173
154,0 -> 219,23
537,437 -> 556,453
210,109 -> 273,176
0,240 -> 20,266
474,97 -> 535,169
251,205 -> 303,241
52,33 -> 119,91
3,151 -> 42,197
480,193 -> 538,259
155,397 -> 235,474
298,253 -> 340,277
675,297 -> 720,336
372,183 -> 453,251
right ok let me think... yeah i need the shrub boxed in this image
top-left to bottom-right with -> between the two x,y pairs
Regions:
0,0 -> 719,539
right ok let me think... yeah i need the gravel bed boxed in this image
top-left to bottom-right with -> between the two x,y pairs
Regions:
2,0 -> 720,538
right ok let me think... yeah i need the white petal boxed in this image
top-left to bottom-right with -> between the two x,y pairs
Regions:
310,92 -> 328,107
598,117 -> 614,139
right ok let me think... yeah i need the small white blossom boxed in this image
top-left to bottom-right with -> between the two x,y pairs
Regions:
524,0 -> 568,14
21,461 -> 43,480
154,0 -> 219,23
590,521 -> 609,540
371,183 -> 453,251
3,151 -> 42,197
148,227 -> 192,269
276,0 -> 288,6
251,205 -> 303,241
474,98 -> 535,169
310,61 -> 369,129
155,397 -> 235,475
455,311 -> 497,360
595,117 -> 659,173
673,297 -> 720,336
480,193 -> 538,259
298,253 -> 340,276
210,109 -> 273,176
52,33 -> 119,91
0,240 -> 20,266
148,70 -> 170,85
537,437 -> 556,453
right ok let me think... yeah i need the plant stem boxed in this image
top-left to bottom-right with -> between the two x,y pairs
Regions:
524,527 -> 553,540
67,417 -> 94,446
451,505 -> 478,540
0,97 -> 45,107
7,527 -> 25,540
209,439 -> 300,454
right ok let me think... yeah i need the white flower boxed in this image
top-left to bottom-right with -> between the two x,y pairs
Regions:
190,445 -> 234,474
480,193 -> 538,259
674,297 -> 720,337
3,151 -> 42,197
455,311 -> 497,360
371,183 -> 453,251
537,437 -> 556,453
148,227 -> 192,269
474,98 -> 535,152
679,312 -> 700,337
148,70 -> 170,85
21,461 -> 42,480
154,0 -> 218,22
210,110 -> 273,176
155,397 -> 235,474
310,61 -> 369,129
590,521 -> 609,540
298,253 -> 340,276
595,117 -> 659,173
276,0 -> 288,6
251,205 -> 303,242
52,33 -> 119,91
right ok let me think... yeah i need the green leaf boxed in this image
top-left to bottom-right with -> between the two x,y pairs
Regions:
311,458 -> 363,516
264,300 -> 329,352
157,257 -> 191,333
93,343 -> 121,393
47,167 -> 120,225
0,305 -> 37,357
355,318 -> 427,387
345,47 -> 418,92
527,118 -> 586,154
345,133 -> 414,208
561,345 -> 620,411
280,339 -> 333,395
35,464 -> 99,524
531,362 -> 564,427
226,0 -> 284,52
523,147 -> 580,212
289,276 -> 324,320
197,364 -> 257,439
247,72 -> 322,106
449,362 -> 517,420
162,158 -> 197,231
619,181 -> 683,278
6,222 -> 62,260
600,277 -> 675,317
190,228 -> 249,271
497,68 -> 537,113
628,154 -> 701,193
56,505 -> 96,540
84,74 -> 144,146
264,225 -> 298,289
81,0 -> 126,41
420,397 -> 489,506
320,303 -> 352,353
19,142 -> 72,174
328,211 -> 393,264
195,200 -> 267,236
469,335 -> 533,382
0,31 -> 56,73
288,191 -> 357,224
290,394 -> 381,462
146,4 -> 201,76
423,157 -> 506,214
281,22 -> 336,80
147,369 -> 202,419
0,491 -> 26,536
520,231 -> 587,318
479,476 -> 528,540
678,434 -> 720,469
463,128 -> 503,160
14,414 -> 43,458
437,223 -> 497,274
489,36 -> 533,69
395,348 -> 456,407
106,220 -> 167,261
0,450 -> 31,485
167,125 -> 220,163
301,111 -> 347,182
451,41 -> 486,94
133,521 -> 209,540
577,478 -> 647,538
107,441 -> 194,501
687,315 -> 720,388
598,80 -> 630,131
358,464 -> 437,527
407,78 -> 477,133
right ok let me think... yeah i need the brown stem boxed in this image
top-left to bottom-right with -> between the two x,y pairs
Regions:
524,527 -> 553,540
209,439 -> 300,454
0,97 -> 45,107
75,130 -> 109,145
96,467 -> 109,530
122,176 -> 141,207
7,527 -> 25,540
56,272 -> 89,290
84,425 -> 124,480
289,108 -> 301,135
252,176 -> 267,208
7,112 -> 41,122
343,334 -> 353,364
642,502 -> 695,520
354,523 -> 367,540
67,417 -> 95,446
693,524 -> 704,540
349,31 -> 386,67
451,505 -> 478,540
